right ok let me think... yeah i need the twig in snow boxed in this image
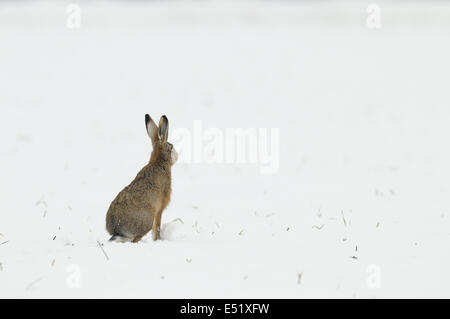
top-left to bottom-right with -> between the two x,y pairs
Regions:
36,199 -> 48,217
341,211 -> 347,228
349,256 -> 358,260
238,230 -> 245,236
172,218 -> 184,224
26,277 -> 44,291
312,224 -> 324,230
193,221 -> 200,233
297,272 -> 303,285
97,241 -> 109,261
316,208 -> 322,218
0,241 -> 9,245
35,199 -> 48,208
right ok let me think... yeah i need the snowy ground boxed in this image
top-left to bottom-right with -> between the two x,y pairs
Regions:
1,0 -> 450,298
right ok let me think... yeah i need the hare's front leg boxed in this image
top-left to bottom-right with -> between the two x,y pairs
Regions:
152,210 -> 163,241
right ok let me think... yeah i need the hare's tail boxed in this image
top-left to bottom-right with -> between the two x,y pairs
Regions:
109,235 -> 132,243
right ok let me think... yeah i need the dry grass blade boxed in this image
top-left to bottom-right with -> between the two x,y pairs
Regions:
26,277 -> 44,291
97,241 -> 109,261
172,218 -> 184,224
297,272 -> 303,285
341,210 -> 347,228
35,199 -> 48,208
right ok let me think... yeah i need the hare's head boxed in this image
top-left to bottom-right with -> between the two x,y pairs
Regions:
145,114 -> 178,165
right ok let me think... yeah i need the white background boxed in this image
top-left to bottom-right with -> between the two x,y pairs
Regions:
1,0 -> 450,298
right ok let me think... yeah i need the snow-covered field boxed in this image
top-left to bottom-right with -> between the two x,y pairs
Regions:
1,0 -> 450,298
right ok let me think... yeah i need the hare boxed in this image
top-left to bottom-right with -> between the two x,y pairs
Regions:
106,114 -> 178,243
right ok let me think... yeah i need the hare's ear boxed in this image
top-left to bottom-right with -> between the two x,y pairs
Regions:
158,115 -> 169,143
145,114 -> 159,145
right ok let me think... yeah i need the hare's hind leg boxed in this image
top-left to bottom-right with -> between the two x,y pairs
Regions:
132,235 -> 143,243
152,210 -> 163,241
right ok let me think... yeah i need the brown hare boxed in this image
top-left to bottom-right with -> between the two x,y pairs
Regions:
106,114 -> 178,243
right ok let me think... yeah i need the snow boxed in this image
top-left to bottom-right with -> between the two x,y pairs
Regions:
1,0 -> 450,298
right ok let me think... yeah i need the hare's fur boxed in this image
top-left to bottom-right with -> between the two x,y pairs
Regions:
106,115 -> 177,243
